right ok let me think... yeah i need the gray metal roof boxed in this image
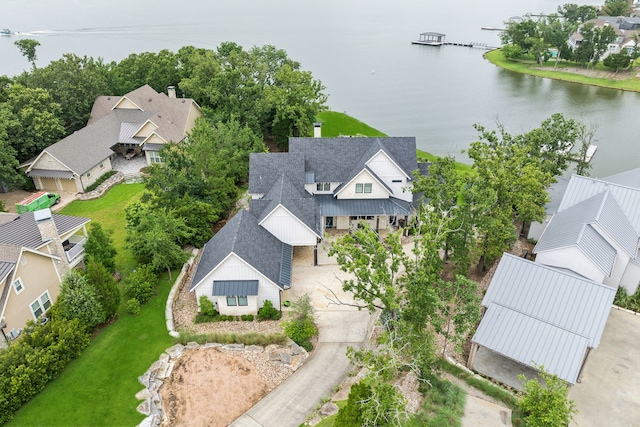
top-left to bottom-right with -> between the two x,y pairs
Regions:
144,143 -> 164,151
0,260 -> 15,282
545,176 -> 570,215
279,244 -> 293,288
474,254 -> 616,383
27,169 -> 75,179
317,195 -> 412,217
559,175 -> 640,233
190,209 -> 291,291
119,122 -> 145,145
601,167 -> 640,189
473,304 -> 590,384
212,280 -> 259,296
535,191 -> 638,273
0,212 -> 90,249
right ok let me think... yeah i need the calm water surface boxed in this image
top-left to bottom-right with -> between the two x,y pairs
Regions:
2,0 -> 637,177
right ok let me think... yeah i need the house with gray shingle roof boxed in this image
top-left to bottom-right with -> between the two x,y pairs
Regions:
190,135 -> 427,315
0,210 -> 90,344
21,85 -> 202,193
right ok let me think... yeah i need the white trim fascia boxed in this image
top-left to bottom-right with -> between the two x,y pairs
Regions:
134,119 -> 159,137
365,149 -> 412,179
111,96 -> 144,111
142,132 -> 168,145
258,204 -> 321,238
333,168 -> 392,198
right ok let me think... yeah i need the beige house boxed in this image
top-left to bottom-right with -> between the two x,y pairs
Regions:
0,210 -> 90,343
21,85 -> 202,193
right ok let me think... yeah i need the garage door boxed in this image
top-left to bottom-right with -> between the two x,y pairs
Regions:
39,178 -> 58,191
59,178 -> 78,193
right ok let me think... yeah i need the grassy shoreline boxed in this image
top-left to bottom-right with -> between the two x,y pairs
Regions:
485,49 -> 640,92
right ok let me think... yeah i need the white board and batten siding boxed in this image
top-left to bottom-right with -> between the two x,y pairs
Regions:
193,253 -> 281,310
366,151 -> 413,202
336,169 -> 390,200
260,205 -> 318,246
621,262 -> 640,294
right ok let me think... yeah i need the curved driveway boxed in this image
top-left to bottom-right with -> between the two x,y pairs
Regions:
230,264 -> 376,427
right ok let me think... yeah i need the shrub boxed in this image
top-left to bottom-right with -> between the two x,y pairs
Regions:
126,298 -> 141,315
83,222 -> 117,272
0,317 -> 89,424
124,264 -> 157,304
282,294 -> 317,349
84,170 -> 117,192
257,299 -> 281,321
56,270 -> 105,332
241,314 -> 254,321
199,295 -> 217,317
177,331 -> 287,346
518,366 -> 577,427
85,256 -> 120,319
334,382 -> 370,427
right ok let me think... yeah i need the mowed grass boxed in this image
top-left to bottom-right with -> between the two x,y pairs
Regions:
316,111 -> 387,137
485,49 -> 640,92
8,182 -> 175,426
59,182 -> 145,272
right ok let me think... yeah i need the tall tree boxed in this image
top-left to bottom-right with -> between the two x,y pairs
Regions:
0,111 -> 24,190
14,39 -> 40,68
83,222 -> 118,272
85,256 -> 120,320
518,366 -> 577,427
55,270 -> 105,332
557,4 -> 598,24
601,0 -> 632,17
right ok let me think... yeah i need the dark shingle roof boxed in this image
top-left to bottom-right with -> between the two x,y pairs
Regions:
0,212 -> 90,249
249,153 -> 305,195
288,137 -> 418,183
190,209 -> 290,291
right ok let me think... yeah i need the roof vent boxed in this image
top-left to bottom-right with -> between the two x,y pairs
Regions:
148,98 -> 152,102
34,208 -> 53,223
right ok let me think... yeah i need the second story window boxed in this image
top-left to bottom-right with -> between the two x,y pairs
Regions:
356,183 -> 372,193
316,182 -> 330,191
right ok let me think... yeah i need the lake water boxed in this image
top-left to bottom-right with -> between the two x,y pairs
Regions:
2,0 -> 638,177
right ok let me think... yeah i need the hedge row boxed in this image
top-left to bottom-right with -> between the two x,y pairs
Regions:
0,317 -> 90,424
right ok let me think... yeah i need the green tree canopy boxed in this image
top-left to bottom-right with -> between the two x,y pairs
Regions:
85,256 -> 120,320
518,366 -> 577,427
83,222 -> 118,272
14,39 -> 40,68
56,270 -> 106,332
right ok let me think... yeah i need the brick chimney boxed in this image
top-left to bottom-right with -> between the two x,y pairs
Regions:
313,122 -> 322,138
35,209 -> 70,277
167,86 -> 177,99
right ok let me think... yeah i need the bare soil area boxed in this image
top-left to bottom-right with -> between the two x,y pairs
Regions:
161,349 -> 268,427
533,65 -> 636,81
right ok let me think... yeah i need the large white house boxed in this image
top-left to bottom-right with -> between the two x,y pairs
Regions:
189,136 -> 427,315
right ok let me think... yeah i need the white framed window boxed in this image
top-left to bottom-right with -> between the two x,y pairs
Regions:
13,278 -> 24,294
149,151 -> 162,164
226,296 -> 248,306
355,183 -> 373,194
99,162 -> 104,168
30,291 -> 52,319
316,182 -> 330,191
86,172 -> 91,178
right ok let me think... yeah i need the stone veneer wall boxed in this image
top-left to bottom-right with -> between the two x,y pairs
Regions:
75,172 -> 124,201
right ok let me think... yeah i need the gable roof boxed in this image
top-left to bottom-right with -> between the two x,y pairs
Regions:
249,153 -> 306,195
0,212 -> 90,249
558,174 -> 640,233
288,137 -> 418,184
534,191 -> 639,273
474,253 -> 616,384
601,167 -> 640,189
189,209 -> 292,291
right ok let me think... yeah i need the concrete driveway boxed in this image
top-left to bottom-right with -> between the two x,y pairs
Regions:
569,307 -> 640,427
230,259 -> 377,427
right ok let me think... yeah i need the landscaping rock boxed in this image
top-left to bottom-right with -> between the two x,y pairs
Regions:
138,372 -> 151,388
136,388 -> 152,400
245,345 -> 264,353
137,414 -> 160,427
185,341 -> 199,350
223,343 -> 245,351
137,398 -> 152,416
155,362 -> 171,379
320,402 -> 339,417
280,351 -> 293,365
289,342 -> 304,356
165,344 -> 185,358
269,351 -> 281,362
159,353 -> 170,363
307,412 -> 322,426
203,342 -> 223,349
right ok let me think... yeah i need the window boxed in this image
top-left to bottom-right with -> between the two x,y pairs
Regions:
30,291 -> 52,319
316,182 -> 330,191
149,151 -> 162,164
356,183 -> 372,193
86,172 -> 91,178
99,162 -> 104,168
226,296 -> 248,306
392,179 -> 402,183
13,278 -> 23,294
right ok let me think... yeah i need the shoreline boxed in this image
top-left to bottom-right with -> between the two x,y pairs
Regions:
484,49 -> 640,93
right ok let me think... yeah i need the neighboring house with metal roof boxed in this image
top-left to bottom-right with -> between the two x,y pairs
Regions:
0,210 -> 90,344
534,174 -> 640,294
191,135 -> 427,315
21,85 -> 202,193
468,254 -> 616,385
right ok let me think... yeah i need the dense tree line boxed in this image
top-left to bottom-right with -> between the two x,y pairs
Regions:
501,2 -> 639,69
0,42 -> 327,191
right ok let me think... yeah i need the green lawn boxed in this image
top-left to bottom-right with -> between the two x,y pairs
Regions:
9,182 -> 175,426
316,111 -> 387,137
485,49 -> 640,92
59,183 -> 145,272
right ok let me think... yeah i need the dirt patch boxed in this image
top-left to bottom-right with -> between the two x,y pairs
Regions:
161,349 -> 268,427
532,65 -> 636,81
